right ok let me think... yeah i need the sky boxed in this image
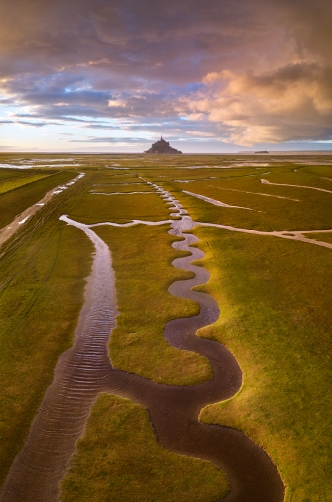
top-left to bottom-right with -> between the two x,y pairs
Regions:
1,0 -> 332,153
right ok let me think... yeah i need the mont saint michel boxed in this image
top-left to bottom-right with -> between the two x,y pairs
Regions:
144,136 -> 182,154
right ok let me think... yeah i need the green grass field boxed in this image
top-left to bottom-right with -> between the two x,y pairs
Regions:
61,394 -> 228,502
0,173 -> 52,195
94,224 -> 212,384
0,155 -> 331,501
195,228 -> 332,502
305,232 -> 332,244
161,175 -> 332,231
68,192 -> 170,224
0,216 -> 93,485
0,170 -> 77,229
0,169 -> 35,182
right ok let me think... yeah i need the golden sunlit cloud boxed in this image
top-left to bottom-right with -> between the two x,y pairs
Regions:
107,99 -> 127,108
0,0 -> 331,151
186,131 -> 215,137
179,62 -> 332,146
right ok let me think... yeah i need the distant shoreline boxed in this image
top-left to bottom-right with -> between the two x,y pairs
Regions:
1,150 -> 332,156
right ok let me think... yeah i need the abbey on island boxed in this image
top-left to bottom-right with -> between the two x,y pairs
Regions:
144,136 -> 182,154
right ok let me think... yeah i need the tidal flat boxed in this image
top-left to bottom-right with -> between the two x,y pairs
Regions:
0,153 -> 331,501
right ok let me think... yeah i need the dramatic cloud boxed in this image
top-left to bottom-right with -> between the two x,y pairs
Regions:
0,0 -> 331,150
179,62 -> 332,145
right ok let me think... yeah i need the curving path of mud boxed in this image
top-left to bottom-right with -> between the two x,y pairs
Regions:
183,190 -> 254,210
260,178 -> 332,194
1,182 -> 284,502
196,221 -> 332,250
90,191 -> 154,195
210,185 -> 300,201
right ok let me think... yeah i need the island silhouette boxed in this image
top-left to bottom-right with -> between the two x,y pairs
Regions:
144,136 -> 182,154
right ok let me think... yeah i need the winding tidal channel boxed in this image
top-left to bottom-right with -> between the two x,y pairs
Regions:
1,182 -> 284,502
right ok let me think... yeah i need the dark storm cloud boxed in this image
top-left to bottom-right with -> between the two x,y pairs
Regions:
0,0 -> 272,79
1,0 -> 332,145
267,0 -> 332,64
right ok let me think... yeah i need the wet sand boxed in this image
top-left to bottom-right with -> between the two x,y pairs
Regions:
197,221 -> 332,250
260,179 -> 332,193
210,185 -> 300,201
1,183 -> 284,501
183,190 -> 254,210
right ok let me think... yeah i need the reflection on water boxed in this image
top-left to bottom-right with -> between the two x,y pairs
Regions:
1,184 -> 284,502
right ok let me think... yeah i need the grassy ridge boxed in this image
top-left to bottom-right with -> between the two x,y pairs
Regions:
194,228 -> 332,502
91,176 -> 145,185
0,171 -> 76,229
0,217 -> 93,486
94,224 -> 212,385
58,170 -> 171,224
301,165 -> 332,178
61,394 -> 229,502
0,173 -> 51,195
0,169 -> 34,182
90,184 -> 155,193
68,192 -> 171,224
259,169 -> 332,190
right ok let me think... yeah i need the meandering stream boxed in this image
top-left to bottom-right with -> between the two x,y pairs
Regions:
1,183 -> 284,502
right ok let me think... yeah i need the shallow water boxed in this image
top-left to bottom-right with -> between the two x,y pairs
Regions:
1,183 -> 285,502
0,164 -> 31,169
260,179 -> 332,193
0,219 -> 118,501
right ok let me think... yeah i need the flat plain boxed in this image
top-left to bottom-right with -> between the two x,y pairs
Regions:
0,153 -> 331,502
